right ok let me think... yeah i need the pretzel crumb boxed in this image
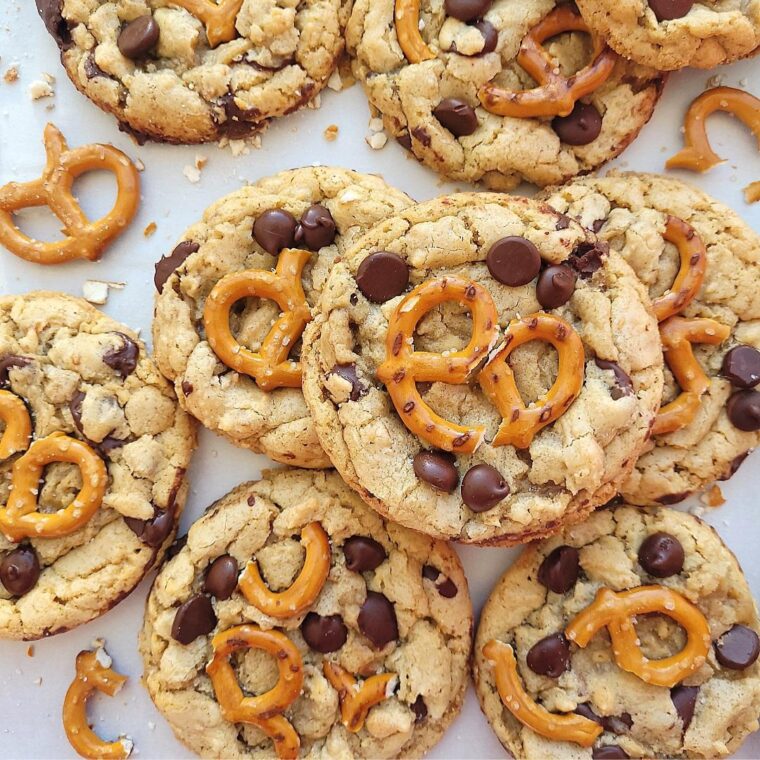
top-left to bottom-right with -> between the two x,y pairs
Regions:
743,181 -> 760,204
26,645 -> 34,657
143,222 -> 157,237
701,484 -> 726,507
134,158 -> 145,172
324,124 -> 339,142
3,67 -> 18,83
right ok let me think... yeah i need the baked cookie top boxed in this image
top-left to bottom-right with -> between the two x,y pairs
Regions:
301,193 -> 663,545
152,167 -> 413,469
541,173 -> 760,506
36,0 -> 350,143
345,0 -> 664,190
140,467 -> 472,759
575,0 -> 760,71
0,292 -> 195,640
473,505 -> 760,759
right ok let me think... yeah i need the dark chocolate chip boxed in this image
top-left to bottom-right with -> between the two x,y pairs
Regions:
343,536 -> 387,573
486,236 -> 541,286
103,332 -> 138,378
656,491 -> 692,505
422,565 -> 458,598
555,214 -> 572,231
0,355 -> 31,388
203,555 -> 238,601
574,704 -> 632,735
433,98 -> 478,137
648,0 -> 694,21
721,452 -> 749,480
117,15 -> 159,59
444,0 -> 492,22
84,55 -> 108,79
397,132 -> 413,150
181,381 -> 194,396
166,533 -> 188,560
595,359 -> 634,400
570,242 -> 606,278
330,364 -> 365,401
69,391 -> 126,455
552,102 -> 603,146
671,685 -> 699,731
526,633 -> 571,678
461,464 -> 509,512
125,507 -> 175,548
412,127 -> 432,147
253,208 -> 298,254
301,612 -> 348,653
297,204 -> 336,250
35,0 -> 72,49
474,20 -> 498,54
638,532 -> 684,577
714,624 -> 760,670
727,390 -> 760,431
411,695 -> 428,722
356,251 -> 409,303
536,265 -> 576,309
0,546 -> 41,596
722,346 -> 760,389
538,545 -> 579,594
154,241 -> 199,292
358,591 -> 399,649
171,594 -> 217,645
592,747 -> 629,759
413,451 -> 459,493
217,93 -> 261,138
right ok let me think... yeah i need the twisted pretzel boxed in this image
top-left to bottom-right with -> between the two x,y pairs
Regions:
167,0 -> 244,47
0,432 -> 107,542
480,313 -> 585,449
478,6 -> 617,118
376,277 -> 500,453
323,662 -> 397,733
0,124 -> 139,265
394,0 -> 436,63
653,316 -> 730,436
238,522 -> 330,618
203,248 -> 312,391
206,625 -> 302,760
0,390 -> 31,460
565,586 -> 711,688
63,649 -> 131,760
482,639 -> 602,747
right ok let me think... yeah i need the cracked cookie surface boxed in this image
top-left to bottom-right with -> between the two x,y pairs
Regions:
152,167 -> 413,469
0,292 -> 195,640
301,193 -> 663,545
139,467 -> 472,758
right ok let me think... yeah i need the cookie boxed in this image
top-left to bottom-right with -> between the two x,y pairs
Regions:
576,0 -> 760,71
345,0 -> 665,190
36,0 -> 349,143
0,292 -> 195,640
140,467 -> 472,758
541,173 -> 760,506
152,167 -> 413,468
474,504 -> 760,759
301,193 -> 663,545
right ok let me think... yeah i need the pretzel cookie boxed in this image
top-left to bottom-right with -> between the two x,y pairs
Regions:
541,173 -> 760,506
346,0 -> 665,189
152,167 -> 412,468
301,193 -> 663,544
474,505 -> 760,758
140,467 -> 471,758
36,0 -> 349,143
0,292 -> 195,639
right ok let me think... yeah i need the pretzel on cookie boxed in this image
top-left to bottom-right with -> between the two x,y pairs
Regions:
478,6 -> 617,118
0,390 -> 31,460
0,124 -> 139,265
238,522 -> 330,618
479,313 -> 585,449
376,277 -> 500,454
206,625 -> 303,760
203,248 -> 312,391
653,316 -> 730,436
323,662 -> 397,733
565,586 -> 711,688
167,0 -> 244,47
395,0 -> 436,63
63,649 -> 131,760
482,639 -> 603,747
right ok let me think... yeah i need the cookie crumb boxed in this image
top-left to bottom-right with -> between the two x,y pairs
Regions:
3,67 -> 18,84
327,69 -> 343,91
743,181 -> 759,204
28,79 -> 54,100
183,164 -> 202,184
33,677 -> 42,686
135,158 -> 145,172
324,124 -> 339,142
83,279 -> 125,305
702,484 -> 726,507
143,222 -> 157,237
366,130 -> 388,150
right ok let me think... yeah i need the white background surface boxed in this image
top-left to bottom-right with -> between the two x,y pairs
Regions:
0,2 -> 758,757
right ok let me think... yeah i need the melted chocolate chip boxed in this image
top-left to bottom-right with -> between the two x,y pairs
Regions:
181,381 -> 194,396
411,695 -> 428,722
555,214 -> 572,231
638,532 -> 684,577
154,241 -> 199,292
671,685 -> 699,731
474,20 -> 498,54
570,242 -> 606,278
343,536 -> 387,573
552,102 -> 603,145
0,546 -> 41,596
413,451 -> 459,493
84,55 -> 108,79
166,534 -> 188,560
297,204 -> 336,250
397,132 -> 413,150
356,251 -> 409,303
648,0 -> 694,21
301,612 -> 348,653
592,746 -> 629,759
217,93 -> 261,138
117,15 -> 159,59
103,333 -> 138,378
574,704 -> 632,735
330,364 -> 365,401
0,355 -> 31,388
595,359 -> 634,400
526,633 -> 571,678
536,265 -> 577,309
721,452 -> 749,480
538,545 -> 579,594
486,236 -> 542,286
35,0 -> 72,49
358,591 -> 399,649
125,504 -> 175,549
657,492 -> 691,505
433,98 -> 478,137
203,555 -> 238,600
461,464 -> 509,512
69,391 -> 126,455
722,346 -> 760,389
422,565 -> 458,598
253,208 -> 298,254
171,594 -> 216,645
444,0 -> 492,22
714,624 -> 760,670
727,390 -> 760,431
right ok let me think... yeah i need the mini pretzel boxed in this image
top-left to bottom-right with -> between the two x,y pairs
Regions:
565,586 -> 711,688
167,0 -> 244,47
652,316 -> 730,436
478,6 -> 617,118
482,639 -> 603,747
0,124 -> 139,265
395,0 -> 436,63
652,216 -> 707,322
666,87 -> 760,174
0,390 -> 31,460
323,662 -> 397,733
376,277 -> 500,454
203,248 -> 312,391
238,522 -> 330,618
0,432 -> 107,542
479,313 -> 585,449
63,649 -> 131,760
206,625 -> 302,760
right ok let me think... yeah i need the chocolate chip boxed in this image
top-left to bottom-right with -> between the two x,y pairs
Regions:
444,0 -> 492,22
526,633 -> 571,678
461,464 -> 509,512
171,594 -> 216,645
397,132 -> 413,150
536,265 -> 576,309
103,333 -> 138,378
301,612 -> 348,653
486,236 -> 542,287
714,624 -> 760,669
721,452 -> 749,480
166,534 -> 188,560
69,391 -> 126,455
474,20 -> 498,54
297,204 -> 336,250
552,102 -> 603,145
0,546 -> 41,596
412,127 -> 432,147
411,695 -> 428,722
671,685 -> 699,731
595,359 -> 634,400
574,704 -> 632,735
154,241 -> 199,292
253,208 -> 298,254
218,93 -> 261,138
181,381 -> 194,396
555,214 -> 572,231
727,390 -> 760,431
343,536 -> 387,572
125,507 -> 175,548
648,0 -> 694,21
413,451 -> 459,493
330,364 -> 365,401
570,242 -> 606,278
592,747 -> 629,759
0,355 -> 31,388
657,491 -> 691,505
117,15 -> 159,59
722,346 -> 760,389
356,251 -> 409,303
638,532 -> 684,577
35,0 -> 72,49
358,591 -> 398,649
422,565 -> 458,598
84,55 -> 108,79
433,98 -> 478,137
203,555 -> 238,601
538,545 -> 579,594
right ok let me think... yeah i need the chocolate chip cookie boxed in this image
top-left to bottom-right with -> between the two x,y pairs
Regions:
140,467 -> 472,758
36,0 -> 350,143
152,167 -> 413,468
346,0 -> 665,189
474,504 -> 760,759
0,292 -> 195,640
541,173 -> 760,506
301,193 -> 664,545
